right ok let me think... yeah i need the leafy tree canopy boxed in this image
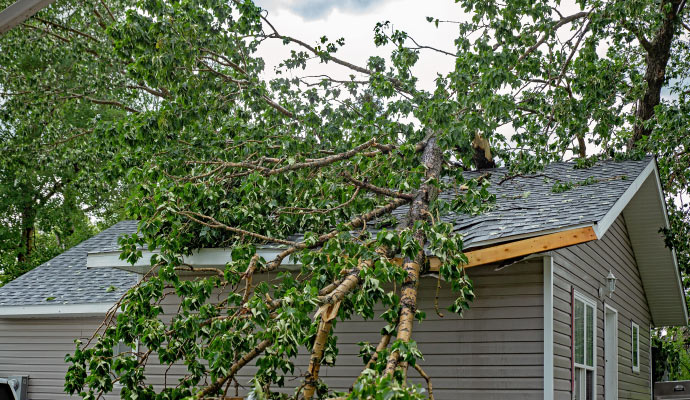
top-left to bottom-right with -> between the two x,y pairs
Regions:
0,0 -> 138,284
0,0 -> 688,398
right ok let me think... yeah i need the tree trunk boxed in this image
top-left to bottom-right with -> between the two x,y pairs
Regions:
472,132 -> 495,169
303,317 -> 333,399
17,206 -> 36,263
577,135 -> 587,158
629,0 -> 684,148
384,136 -> 443,375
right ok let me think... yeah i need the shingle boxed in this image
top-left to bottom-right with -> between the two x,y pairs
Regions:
0,221 -> 139,306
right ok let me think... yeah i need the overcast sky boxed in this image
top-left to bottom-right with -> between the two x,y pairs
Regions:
253,0 -> 467,90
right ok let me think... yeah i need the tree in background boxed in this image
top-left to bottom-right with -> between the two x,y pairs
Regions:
0,0 -> 153,285
0,0 -> 687,397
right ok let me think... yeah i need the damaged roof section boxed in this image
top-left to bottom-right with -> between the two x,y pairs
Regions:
397,156 -> 652,248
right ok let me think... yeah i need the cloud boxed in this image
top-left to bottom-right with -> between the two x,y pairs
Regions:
256,0 -> 391,20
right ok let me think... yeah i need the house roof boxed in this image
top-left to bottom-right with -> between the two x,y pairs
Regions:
0,157 -> 685,325
0,220 -> 139,315
392,156 -> 653,248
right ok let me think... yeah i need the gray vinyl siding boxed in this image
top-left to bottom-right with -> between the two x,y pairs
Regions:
0,317 -> 118,400
188,259 -> 542,399
552,215 -> 652,400
139,260 -> 544,399
0,259 -> 543,400
312,260 -> 545,399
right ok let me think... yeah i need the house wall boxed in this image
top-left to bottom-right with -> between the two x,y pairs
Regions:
0,316 -> 118,400
0,259 -> 544,400
317,259 -> 544,399
143,260 -> 545,399
552,215 -> 652,400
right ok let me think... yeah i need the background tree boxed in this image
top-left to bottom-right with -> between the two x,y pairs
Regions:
0,0 -> 156,285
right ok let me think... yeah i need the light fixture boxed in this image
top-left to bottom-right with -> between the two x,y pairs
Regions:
606,270 -> 617,297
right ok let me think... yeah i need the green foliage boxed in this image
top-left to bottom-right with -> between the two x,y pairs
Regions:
0,216 -> 98,286
348,370 -> 427,400
653,327 -> 690,382
0,0 -> 133,284
0,0 -> 688,396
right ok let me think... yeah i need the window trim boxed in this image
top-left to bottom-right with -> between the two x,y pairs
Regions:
573,291 -> 598,400
631,321 -> 640,373
574,292 -> 597,371
113,339 -> 140,386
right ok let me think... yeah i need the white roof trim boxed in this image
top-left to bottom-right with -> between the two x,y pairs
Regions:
649,163 -> 688,324
0,302 -> 115,318
620,160 -> 687,326
87,247 -> 300,274
0,0 -> 56,34
90,231 -> 589,273
592,160 -> 655,239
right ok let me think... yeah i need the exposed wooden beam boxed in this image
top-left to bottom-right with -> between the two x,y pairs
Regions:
0,0 -> 56,35
428,226 -> 597,271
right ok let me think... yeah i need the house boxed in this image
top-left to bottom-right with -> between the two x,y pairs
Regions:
0,156 -> 686,400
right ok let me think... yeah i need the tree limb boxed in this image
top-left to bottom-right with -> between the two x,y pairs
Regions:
341,171 -> 415,200
194,338 -> 272,399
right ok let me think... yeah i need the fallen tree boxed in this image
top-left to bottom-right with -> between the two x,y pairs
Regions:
1,0 -> 686,398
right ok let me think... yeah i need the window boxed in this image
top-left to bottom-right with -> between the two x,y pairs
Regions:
574,293 -> 596,400
114,340 -> 136,357
631,322 -> 640,373
113,340 -> 138,381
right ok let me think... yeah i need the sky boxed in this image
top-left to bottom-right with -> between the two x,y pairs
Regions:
250,0 -> 606,156
253,0 -> 466,90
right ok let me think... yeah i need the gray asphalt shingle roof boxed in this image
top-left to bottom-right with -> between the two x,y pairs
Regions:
0,220 -> 139,307
393,156 -> 652,247
460,156 -> 652,245
0,157 -> 654,308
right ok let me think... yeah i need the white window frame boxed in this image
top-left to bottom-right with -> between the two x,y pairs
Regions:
574,292 -> 597,400
631,321 -> 640,373
113,339 -> 140,385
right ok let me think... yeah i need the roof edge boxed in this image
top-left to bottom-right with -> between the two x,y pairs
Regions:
649,161 -> 688,326
593,159 -> 655,239
0,302 -> 115,318
619,159 -> 687,326
87,247 -> 301,274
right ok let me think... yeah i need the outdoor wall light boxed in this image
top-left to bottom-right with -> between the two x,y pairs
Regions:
606,270 -> 617,297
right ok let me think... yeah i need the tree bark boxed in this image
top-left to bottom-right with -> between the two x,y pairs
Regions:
629,0 -> 685,148
303,316 -> 334,399
577,135 -> 587,158
384,136 -> 443,375
17,205 -> 36,263
472,132 -> 495,169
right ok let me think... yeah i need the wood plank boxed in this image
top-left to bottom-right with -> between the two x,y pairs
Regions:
429,226 -> 597,271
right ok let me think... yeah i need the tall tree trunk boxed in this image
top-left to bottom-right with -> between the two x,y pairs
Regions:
629,0 -> 685,148
577,135 -> 587,158
384,136 -> 443,375
17,205 -> 36,263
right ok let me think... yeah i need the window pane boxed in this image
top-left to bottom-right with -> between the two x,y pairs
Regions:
586,304 -> 594,367
575,368 -> 584,400
586,370 -> 594,400
632,325 -> 639,368
575,300 -> 585,365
